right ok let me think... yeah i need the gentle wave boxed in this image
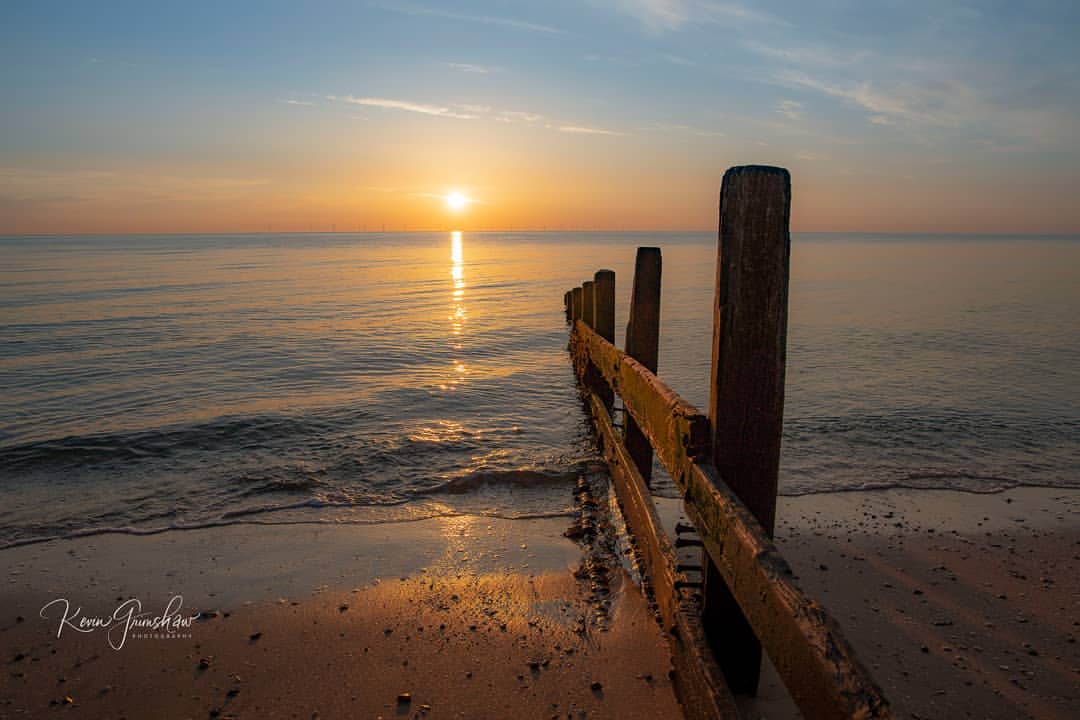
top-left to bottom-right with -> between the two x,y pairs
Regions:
417,468 -> 582,495
779,474 -> 1080,497
0,508 -> 578,551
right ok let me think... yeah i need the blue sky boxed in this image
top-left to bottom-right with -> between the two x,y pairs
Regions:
2,1 -> 1078,232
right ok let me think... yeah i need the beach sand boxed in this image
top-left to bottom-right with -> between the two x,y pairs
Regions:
2,487 -> 1078,719
764,487 -> 1080,720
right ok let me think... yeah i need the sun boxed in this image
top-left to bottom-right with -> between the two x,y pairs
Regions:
445,191 -> 468,212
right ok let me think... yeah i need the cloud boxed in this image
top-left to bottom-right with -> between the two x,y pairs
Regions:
741,40 -> 868,68
282,99 -> 315,106
558,125 -> 629,136
371,2 -> 565,35
498,110 -> 544,124
774,70 -> 960,127
446,62 -> 500,74
659,53 -> 696,66
334,96 -> 478,119
775,99 -> 804,121
601,0 -> 784,32
323,94 -> 620,137
649,123 -> 723,137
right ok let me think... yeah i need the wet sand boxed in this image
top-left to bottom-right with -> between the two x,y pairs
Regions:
2,487 -> 1078,719
0,514 -> 680,719
768,487 -> 1080,720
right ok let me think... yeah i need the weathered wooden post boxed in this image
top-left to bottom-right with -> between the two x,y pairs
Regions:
593,270 -> 616,410
624,248 -> 662,482
582,280 -> 595,328
564,290 -> 572,323
593,270 -> 615,343
572,286 -> 583,322
702,165 -> 791,695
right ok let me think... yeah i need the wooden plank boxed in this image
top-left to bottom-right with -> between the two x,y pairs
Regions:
624,247 -> 662,483
571,320 -> 710,482
681,462 -> 893,720
582,280 -> 595,328
571,320 -> 893,719
582,392 -> 738,720
571,286 -> 583,322
705,164 -> 792,694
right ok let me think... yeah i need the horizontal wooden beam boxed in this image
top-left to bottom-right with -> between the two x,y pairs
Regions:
570,319 -> 710,479
584,392 -> 738,720
682,462 -> 891,720
570,319 -> 892,720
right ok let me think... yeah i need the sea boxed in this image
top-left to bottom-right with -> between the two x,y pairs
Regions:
1,232 -> 1078,548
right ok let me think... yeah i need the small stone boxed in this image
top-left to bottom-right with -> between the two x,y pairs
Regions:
590,681 -> 603,691
397,692 -> 411,704
249,632 -> 262,641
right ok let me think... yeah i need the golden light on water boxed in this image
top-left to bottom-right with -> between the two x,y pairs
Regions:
449,231 -> 468,384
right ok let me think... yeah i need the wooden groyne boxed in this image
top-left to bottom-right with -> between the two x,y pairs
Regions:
563,166 -> 892,720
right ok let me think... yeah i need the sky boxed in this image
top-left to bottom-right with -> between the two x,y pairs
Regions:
1,0 -> 1078,234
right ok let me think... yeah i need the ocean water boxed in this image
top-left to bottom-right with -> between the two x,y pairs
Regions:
1,232 -> 1078,547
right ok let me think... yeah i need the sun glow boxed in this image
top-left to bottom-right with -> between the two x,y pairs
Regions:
445,191 -> 468,212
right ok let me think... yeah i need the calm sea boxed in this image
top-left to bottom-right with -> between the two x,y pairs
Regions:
1,232 -> 1078,547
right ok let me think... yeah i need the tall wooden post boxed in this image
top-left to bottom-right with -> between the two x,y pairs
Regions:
582,280 -> 595,328
593,270 -> 615,342
572,286 -> 583,322
564,290 -> 571,323
593,270 -> 616,410
624,247 -> 661,482
702,165 -> 791,696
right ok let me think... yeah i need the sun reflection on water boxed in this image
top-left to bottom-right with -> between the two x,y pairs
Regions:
449,231 -> 468,385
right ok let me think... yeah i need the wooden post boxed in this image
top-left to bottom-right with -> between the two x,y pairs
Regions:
593,270 -> 615,343
564,290 -> 571,323
703,165 -> 791,696
624,247 -> 661,482
572,286 -> 583,322
582,280 -> 595,328
593,270 -> 616,410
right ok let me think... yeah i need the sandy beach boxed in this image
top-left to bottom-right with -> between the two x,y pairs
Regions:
0,485 -> 1075,719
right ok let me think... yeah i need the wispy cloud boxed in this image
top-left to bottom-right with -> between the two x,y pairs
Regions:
774,71 -> 960,127
498,110 -> 544,124
282,99 -> 315,106
372,2 -> 565,35
741,40 -> 868,68
648,123 -> 723,137
558,125 -> 629,136
775,99 -> 804,121
333,96 -> 478,120
602,0 -> 785,32
322,93 -> 621,137
659,53 -> 696,66
446,62 -> 501,74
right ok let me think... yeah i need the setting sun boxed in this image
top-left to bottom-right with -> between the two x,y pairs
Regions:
446,192 -> 468,212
